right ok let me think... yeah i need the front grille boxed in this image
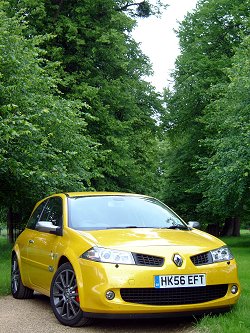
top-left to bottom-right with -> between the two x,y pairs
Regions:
133,253 -> 164,267
120,285 -> 228,305
190,252 -> 213,266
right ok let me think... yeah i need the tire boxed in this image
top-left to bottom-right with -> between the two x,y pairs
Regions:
50,262 -> 94,327
11,253 -> 34,299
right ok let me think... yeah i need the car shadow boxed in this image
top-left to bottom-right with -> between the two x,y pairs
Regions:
31,293 -> 196,332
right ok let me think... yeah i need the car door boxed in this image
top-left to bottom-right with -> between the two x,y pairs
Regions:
18,199 -> 48,284
26,196 -> 63,291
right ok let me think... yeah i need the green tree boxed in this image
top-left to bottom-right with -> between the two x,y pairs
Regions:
160,0 -> 249,226
197,35 -> 250,235
0,2 -> 97,241
7,0 -> 165,195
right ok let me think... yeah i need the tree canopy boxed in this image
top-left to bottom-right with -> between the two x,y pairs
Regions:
161,0 -> 250,232
1,0 -> 249,240
0,2 -> 99,217
197,35 -> 250,220
1,0 -> 166,238
6,0 -> 165,192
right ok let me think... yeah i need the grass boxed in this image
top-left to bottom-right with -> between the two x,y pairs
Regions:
196,231 -> 250,333
0,236 -> 12,295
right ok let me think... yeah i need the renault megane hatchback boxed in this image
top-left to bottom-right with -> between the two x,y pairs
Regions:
11,192 -> 240,326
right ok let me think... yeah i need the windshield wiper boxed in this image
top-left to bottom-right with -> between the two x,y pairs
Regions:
105,226 -> 152,229
162,225 -> 190,230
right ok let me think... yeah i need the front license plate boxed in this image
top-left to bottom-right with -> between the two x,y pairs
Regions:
154,274 -> 206,288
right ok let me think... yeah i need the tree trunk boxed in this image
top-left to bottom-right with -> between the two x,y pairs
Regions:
7,206 -> 14,243
232,217 -> 240,236
206,223 -> 220,237
220,217 -> 240,237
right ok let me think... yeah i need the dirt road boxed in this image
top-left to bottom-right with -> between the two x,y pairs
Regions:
0,294 -> 197,333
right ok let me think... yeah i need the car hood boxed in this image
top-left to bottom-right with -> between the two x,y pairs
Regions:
77,228 -> 224,254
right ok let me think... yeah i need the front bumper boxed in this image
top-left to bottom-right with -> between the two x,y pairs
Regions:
81,307 -> 232,319
77,257 -> 240,316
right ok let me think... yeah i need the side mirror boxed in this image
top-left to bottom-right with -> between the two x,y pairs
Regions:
36,221 -> 63,236
187,221 -> 200,229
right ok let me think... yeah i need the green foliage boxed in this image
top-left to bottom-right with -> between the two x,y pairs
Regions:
2,0 -> 249,231
197,35 -> 250,218
0,0 -> 167,231
0,2 -> 98,218
6,0 -> 165,197
161,0 -> 250,223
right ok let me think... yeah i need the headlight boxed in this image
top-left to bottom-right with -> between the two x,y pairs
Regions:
210,246 -> 234,263
81,247 -> 135,265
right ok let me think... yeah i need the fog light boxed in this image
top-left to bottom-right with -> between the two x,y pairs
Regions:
231,285 -> 238,294
105,290 -> 115,300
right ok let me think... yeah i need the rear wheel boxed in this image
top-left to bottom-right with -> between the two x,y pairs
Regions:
11,253 -> 33,299
50,262 -> 94,327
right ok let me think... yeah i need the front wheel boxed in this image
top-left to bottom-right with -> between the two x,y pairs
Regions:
11,253 -> 33,299
50,262 -> 94,327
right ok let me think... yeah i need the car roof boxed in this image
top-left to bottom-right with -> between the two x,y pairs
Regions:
65,192 -> 147,198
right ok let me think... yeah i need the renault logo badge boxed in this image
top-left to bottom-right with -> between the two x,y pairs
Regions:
173,254 -> 183,267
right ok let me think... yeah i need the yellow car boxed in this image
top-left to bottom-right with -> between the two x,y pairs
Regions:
11,192 -> 240,326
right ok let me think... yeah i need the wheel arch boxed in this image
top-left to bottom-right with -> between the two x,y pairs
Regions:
11,245 -> 21,272
57,255 -> 70,268
12,244 -> 20,261
56,249 -> 83,285
55,249 -> 85,307
11,245 -> 30,288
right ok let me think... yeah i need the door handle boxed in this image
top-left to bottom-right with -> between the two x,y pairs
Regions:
29,239 -> 34,244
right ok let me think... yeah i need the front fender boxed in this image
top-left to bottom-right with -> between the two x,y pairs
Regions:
57,246 -> 86,307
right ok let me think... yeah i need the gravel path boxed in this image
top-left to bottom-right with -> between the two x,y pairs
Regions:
0,294 -> 197,333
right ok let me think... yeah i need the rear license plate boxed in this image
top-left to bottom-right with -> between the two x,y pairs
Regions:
154,274 -> 206,288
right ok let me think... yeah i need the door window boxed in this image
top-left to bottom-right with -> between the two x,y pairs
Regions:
27,200 -> 47,230
39,197 -> 63,227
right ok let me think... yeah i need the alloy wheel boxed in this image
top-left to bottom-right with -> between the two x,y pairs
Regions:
11,256 -> 20,294
52,267 -> 80,321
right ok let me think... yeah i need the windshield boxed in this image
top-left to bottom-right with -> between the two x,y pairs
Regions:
68,195 -> 186,231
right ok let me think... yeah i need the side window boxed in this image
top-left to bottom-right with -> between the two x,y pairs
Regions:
27,200 -> 47,230
39,197 -> 63,227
